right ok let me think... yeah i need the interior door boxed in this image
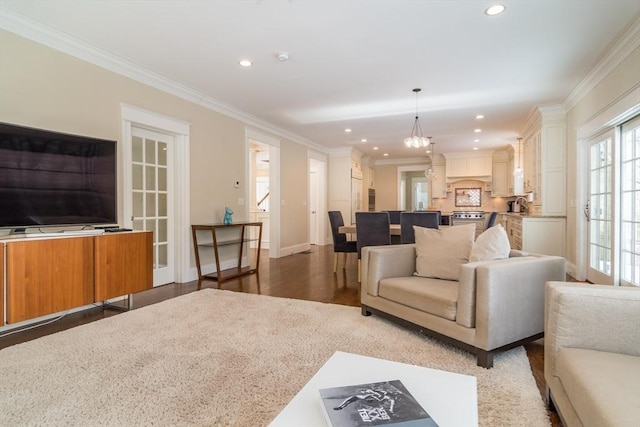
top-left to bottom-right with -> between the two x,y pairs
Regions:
586,132 -> 615,285
309,168 -> 319,245
129,127 -> 174,286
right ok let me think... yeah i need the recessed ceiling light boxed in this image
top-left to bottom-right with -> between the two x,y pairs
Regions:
239,59 -> 252,67
361,139 -> 367,143
383,153 -> 389,157
474,129 -> 482,133
475,114 -> 484,119
473,147 -> 479,151
485,4 -> 505,16
373,147 -> 379,150
345,128 -> 352,133
474,139 -> 480,143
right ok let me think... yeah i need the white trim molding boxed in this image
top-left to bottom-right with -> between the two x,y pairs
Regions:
0,8 -> 327,155
564,17 -> 640,111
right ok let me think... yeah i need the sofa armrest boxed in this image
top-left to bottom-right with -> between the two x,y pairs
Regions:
473,255 -> 566,351
544,281 -> 640,380
361,245 -> 417,297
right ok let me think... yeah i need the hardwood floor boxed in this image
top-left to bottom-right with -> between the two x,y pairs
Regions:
0,244 -> 560,426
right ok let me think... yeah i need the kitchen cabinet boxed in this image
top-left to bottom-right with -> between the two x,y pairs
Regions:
505,214 -> 565,257
0,243 -> 3,326
444,152 -> 492,179
491,150 -> 509,197
521,106 -> 566,216
430,155 -> 447,199
329,148 -> 364,225
368,166 -> 375,188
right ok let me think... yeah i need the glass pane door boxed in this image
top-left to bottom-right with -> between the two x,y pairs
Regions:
620,116 -> 640,286
587,134 -> 614,285
130,127 -> 174,286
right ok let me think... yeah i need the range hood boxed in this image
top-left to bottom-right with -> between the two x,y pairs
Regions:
444,152 -> 493,183
445,175 -> 492,183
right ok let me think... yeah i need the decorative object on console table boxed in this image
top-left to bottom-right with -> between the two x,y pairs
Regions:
223,206 -> 234,225
319,379 -> 438,427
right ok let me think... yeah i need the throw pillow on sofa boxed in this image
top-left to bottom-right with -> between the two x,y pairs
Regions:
414,223 -> 475,281
469,223 -> 511,262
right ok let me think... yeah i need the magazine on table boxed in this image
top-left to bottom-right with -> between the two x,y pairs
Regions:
319,379 -> 439,426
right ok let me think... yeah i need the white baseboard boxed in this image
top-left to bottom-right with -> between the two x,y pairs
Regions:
280,242 -> 311,257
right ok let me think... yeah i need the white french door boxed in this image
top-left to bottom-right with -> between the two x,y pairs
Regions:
129,126 -> 174,286
620,116 -> 640,286
586,114 -> 640,287
587,132 -> 615,285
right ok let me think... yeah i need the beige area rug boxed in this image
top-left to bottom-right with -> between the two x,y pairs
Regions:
0,289 -> 550,426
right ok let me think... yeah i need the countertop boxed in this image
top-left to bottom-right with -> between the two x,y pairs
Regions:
500,212 -> 567,219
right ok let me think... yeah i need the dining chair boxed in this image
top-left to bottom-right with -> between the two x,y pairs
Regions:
381,210 -> 403,224
355,212 -> 391,281
400,211 -> 439,244
328,211 -> 357,272
484,211 -> 498,230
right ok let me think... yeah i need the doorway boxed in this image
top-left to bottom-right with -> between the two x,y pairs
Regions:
246,129 -> 281,258
397,165 -> 429,211
250,140 -> 271,249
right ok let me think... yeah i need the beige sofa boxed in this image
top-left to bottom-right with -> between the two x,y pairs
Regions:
360,244 -> 565,368
544,281 -> 640,427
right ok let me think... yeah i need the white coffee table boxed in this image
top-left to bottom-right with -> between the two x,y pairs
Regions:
269,351 -> 478,427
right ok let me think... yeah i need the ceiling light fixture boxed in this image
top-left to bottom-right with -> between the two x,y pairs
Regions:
403,88 -> 431,149
485,4 -> 505,16
345,128 -> 352,133
373,147 -> 379,150
474,129 -> 482,133
425,142 -> 437,181
361,138 -> 367,143
476,114 -> 484,119
239,59 -> 252,67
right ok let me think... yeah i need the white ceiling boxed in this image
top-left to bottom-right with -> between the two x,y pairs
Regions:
1,0 -> 639,160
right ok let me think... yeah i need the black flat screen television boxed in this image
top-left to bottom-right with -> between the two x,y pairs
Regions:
0,122 -> 117,230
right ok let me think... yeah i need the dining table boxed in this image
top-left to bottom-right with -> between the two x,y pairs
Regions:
339,223 -> 402,235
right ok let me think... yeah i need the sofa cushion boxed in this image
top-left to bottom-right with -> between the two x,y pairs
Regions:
379,276 -> 458,321
556,347 -> 640,427
469,223 -> 511,262
414,223 -> 475,281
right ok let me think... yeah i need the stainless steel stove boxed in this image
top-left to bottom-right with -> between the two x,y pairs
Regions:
451,211 -> 486,237
452,211 -> 485,219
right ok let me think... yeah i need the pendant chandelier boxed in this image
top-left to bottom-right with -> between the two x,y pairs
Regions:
425,143 -> 437,180
404,88 -> 431,149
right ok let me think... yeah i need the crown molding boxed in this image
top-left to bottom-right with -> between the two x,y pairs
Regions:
0,8 -> 328,154
563,14 -> 640,111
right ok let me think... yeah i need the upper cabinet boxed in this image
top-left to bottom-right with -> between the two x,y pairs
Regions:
444,152 -> 492,179
430,154 -> 447,199
521,106 -> 566,216
491,150 -> 509,197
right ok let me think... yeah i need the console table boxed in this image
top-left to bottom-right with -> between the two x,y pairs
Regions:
191,222 -> 263,283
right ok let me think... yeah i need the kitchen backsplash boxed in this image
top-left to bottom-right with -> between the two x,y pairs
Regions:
429,179 -> 510,212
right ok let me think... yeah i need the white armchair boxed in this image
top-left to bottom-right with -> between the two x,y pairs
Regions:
360,244 -> 565,367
